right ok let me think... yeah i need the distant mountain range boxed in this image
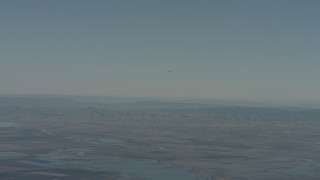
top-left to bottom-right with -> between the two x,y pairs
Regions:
0,94 -> 319,110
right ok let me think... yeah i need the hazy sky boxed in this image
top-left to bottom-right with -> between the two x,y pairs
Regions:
1,0 -> 320,102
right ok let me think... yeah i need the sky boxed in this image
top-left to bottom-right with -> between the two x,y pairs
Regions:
1,0 -> 320,103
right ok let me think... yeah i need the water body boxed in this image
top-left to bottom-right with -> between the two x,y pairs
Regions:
0,122 -> 21,128
0,152 -> 27,158
18,149 -> 210,180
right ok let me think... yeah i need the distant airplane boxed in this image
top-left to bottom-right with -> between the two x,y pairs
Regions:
168,70 -> 172,72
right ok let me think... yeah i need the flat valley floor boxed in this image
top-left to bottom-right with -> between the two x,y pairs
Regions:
0,106 -> 320,179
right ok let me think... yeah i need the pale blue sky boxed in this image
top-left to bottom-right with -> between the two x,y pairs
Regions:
1,0 -> 320,102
